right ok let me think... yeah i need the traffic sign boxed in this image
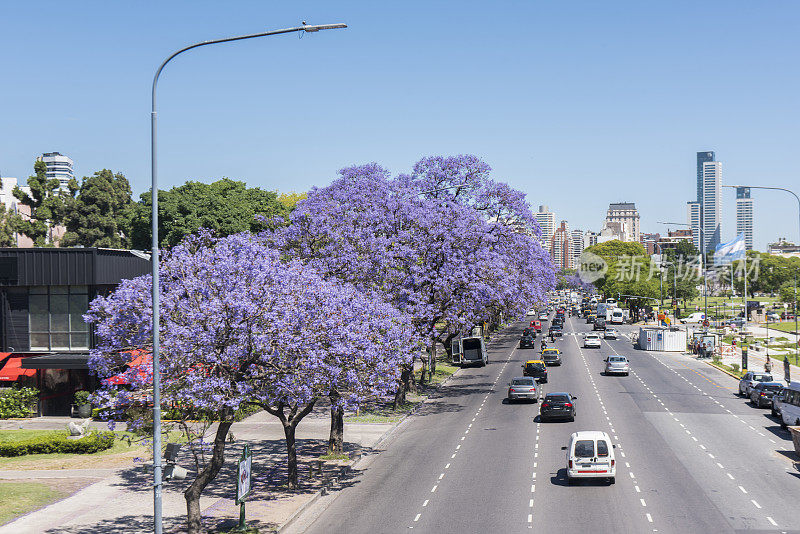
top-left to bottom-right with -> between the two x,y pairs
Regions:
236,444 -> 253,530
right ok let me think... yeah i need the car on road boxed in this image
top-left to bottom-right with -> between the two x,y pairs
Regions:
593,317 -> 607,331
526,309 -> 537,317
749,382 -> 783,408
680,312 -> 707,324
541,348 -> 562,366
529,320 -> 542,333
604,356 -> 630,376
603,328 -> 619,340
772,385 -> 786,417
587,314 -> 596,324
564,430 -> 615,484
540,392 -> 577,422
519,334 -> 536,349
522,327 -> 535,337
766,312 -> 781,321
539,312 -> 549,321
522,360 -> 548,383
583,332 -> 602,348
507,377 -> 539,403
738,371 -> 773,397
549,325 -> 563,337
776,381 -> 800,428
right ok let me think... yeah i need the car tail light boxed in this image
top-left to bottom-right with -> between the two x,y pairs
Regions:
564,403 -> 573,408
569,460 -> 573,468
509,389 -> 515,393
541,403 -> 550,408
611,459 -> 615,467
760,392 -> 766,396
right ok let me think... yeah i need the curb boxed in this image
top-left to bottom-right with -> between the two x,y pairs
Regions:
702,360 -> 742,380
276,358 -> 467,533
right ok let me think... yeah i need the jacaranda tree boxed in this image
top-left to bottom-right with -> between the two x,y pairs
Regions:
86,231 -> 416,533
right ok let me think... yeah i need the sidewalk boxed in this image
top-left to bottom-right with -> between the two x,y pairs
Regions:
712,341 -> 800,380
0,409 -> 396,533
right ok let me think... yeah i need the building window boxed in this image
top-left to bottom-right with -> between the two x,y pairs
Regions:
29,285 -> 89,351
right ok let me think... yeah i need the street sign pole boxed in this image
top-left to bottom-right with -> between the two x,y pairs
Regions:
236,444 -> 252,531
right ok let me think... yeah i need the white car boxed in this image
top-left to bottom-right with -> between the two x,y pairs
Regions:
604,356 -> 630,376
526,309 -> 537,317
603,328 -> 618,340
584,333 -> 602,348
564,431 -> 616,484
680,312 -> 707,324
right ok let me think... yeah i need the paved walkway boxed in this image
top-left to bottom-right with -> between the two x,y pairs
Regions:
0,409 -> 395,533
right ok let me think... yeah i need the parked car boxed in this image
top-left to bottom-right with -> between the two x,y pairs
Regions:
526,309 -> 537,317
772,386 -> 786,417
522,360 -> 548,383
738,371 -> 774,397
680,312 -> 707,324
604,356 -> 630,376
594,317 -> 607,331
519,334 -> 536,349
749,382 -> 783,408
777,381 -> 800,428
541,348 -> 562,366
564,430 -> 615,484
584,332 -> 602,348
603,328 -> 618,340
781,312 -> 795,320
507,377 -> 539,403
766,312 -> 781,321
540,392 -> 577,422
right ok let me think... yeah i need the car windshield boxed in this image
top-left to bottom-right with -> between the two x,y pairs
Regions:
574,440 -> 594,458
753,374 -> 772,382
512,378 -> 535,386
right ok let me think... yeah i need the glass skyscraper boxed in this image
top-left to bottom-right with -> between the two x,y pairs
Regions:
736,186 -> 753,250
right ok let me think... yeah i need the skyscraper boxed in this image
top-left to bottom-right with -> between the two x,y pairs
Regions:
551,221 -> 572,270
701,160 -> 722,252
584,230 -> 599,249
736,186 -> 753,251
38,152 -> 74,191
570,229 -> 584,268
687,201 -> 700,250
536,205 -> 556,253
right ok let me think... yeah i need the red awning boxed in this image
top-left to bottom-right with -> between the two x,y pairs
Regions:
0,354 -> 37,381
106,350 -> 151,385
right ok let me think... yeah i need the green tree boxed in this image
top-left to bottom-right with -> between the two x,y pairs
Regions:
779,280 -> 799,308
61,169 -> 134,248
128,178 -> 289,249
0,205 -> 16,247
584,240 -> 659,316
661,242 -> 700,303
11,160 -> 74,247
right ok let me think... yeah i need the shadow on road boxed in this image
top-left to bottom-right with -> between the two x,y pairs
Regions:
43,514 -> 274,534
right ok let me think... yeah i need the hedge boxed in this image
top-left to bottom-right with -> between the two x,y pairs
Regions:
0,387 -> 39,419
0,431 -> 116,457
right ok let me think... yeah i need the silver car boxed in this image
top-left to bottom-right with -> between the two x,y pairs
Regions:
604,356 -> 630,376
508,377 -> 539,402
604,328 -> 618,340
738,371 -> 773,397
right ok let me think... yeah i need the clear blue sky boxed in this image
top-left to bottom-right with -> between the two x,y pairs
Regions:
1,0 -> 798,250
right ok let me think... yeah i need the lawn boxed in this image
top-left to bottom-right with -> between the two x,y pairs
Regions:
0,481 -> 67,526
767,322 -> 800,334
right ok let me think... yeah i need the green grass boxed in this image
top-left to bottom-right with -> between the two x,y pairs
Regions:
0,481 -> 67,526
767,322 -> 799,334
707,360 -> 745,378
344,399 -> 422,424
317,453 -> 350,461
0,429 -> 61,443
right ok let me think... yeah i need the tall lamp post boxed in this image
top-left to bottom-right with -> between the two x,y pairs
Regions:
149,22 -> 346,534
723,184 -> 800,369
658,221 -> 707,324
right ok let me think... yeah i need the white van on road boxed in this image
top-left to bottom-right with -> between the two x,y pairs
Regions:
564,430 -> 616,485
777,381 -> 800,429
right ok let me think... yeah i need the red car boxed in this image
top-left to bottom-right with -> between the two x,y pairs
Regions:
529,320 -> 542,333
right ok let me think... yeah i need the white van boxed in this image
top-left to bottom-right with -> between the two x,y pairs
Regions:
778,381 -> 800,429
451,336 -> 488,367
564,431 -> 616,484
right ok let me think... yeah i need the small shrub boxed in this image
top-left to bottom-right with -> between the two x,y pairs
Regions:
0,430 -> 115,457
73,390 -> 91,406
730,363 -> 740,372
0,387 -> 39,419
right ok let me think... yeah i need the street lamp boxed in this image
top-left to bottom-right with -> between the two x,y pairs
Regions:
723,184 -> 800,370
658,221 -> 708,325
149,22 -> 346,534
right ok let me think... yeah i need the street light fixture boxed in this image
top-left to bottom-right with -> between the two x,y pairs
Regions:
149,22 -> 347,534
723,184 -> 800,371
657,221 -> 708,326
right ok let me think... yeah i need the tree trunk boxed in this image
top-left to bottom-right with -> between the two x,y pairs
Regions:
430,341 -> 437,377
184,420 -> 233,534
327,393 -> 344,455
393,362 -> 415,409
283,421 -> 300,490
419,354 -> 428,385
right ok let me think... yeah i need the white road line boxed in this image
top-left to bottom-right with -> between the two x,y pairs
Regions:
414,513 -> 421,522
767,516 -> 777,526
445,463 -> 450,469
529,498 -> 534,507
423,500 -> 429,506
431,485 -> 437,493
751,500 -> 761,509
438,473 -> 444,480
726,473 -> 734,480
640,498 -> 647,507
646,513 -> 653,523
738,485 -> 747,494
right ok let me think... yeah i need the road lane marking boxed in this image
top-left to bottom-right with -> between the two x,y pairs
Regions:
738,485 -> 747,494
767,516 -> 777,526
751,500 -> 761,509
414,513 -> 421,522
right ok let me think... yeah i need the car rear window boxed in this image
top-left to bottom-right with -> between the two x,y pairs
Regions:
526,363 -> 546,371
597,440 -> 609,457
753,374 -> 772,382
545,394 -> 569,402
764,385 -> 782,392
512,378 -> 535,386
574,440 -> 594,458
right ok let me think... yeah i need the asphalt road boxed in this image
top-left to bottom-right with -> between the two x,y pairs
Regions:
300,316 -> 800,534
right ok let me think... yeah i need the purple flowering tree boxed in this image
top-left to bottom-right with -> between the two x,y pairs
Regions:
86,232 -> 415,533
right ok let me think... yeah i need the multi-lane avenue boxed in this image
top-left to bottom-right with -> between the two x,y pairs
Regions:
296,315 -> 800,534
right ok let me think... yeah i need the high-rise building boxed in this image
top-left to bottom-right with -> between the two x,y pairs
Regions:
38,152 -> 74,191
551,221 -> 572,270
701,160 -> 722,252
640,233 -> 660,255
687,201 -> 701,250
584,230 -> 599,249
570,229 -> 584,267
605,202 -> 640,242
736,186 -> 753,251
536,205 -> 556,253
696,151 -> 714,210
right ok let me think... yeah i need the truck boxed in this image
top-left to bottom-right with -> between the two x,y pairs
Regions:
451,336 -> 488,367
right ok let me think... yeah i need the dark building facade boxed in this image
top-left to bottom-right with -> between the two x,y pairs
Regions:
0,248 -> 150,415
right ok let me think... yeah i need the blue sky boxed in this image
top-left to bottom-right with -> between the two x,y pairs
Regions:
1,0 -> 798,250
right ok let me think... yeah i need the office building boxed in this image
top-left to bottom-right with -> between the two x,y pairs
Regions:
570,229 -> 584,268
536,205 -> 556,253
37,152 -> 74,191
584,230 -> 599,249
640,233 -> 660,255
768,238 -> 800,258
551,221 -> 572,270
605,202 -> 640,243
736,186 -> 753,251
701,160 -> 722,252
687,201 -> 701,250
